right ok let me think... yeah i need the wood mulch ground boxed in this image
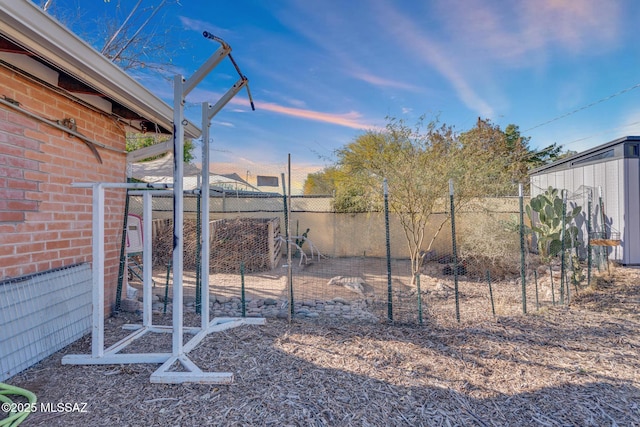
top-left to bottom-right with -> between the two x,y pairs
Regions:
4,266 -> 640,426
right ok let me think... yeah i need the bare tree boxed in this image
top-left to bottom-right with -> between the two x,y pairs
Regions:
40,0 -> 185,72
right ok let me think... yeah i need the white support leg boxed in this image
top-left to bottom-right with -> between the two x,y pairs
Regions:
92,183 -> 105,358
142,191 -> 153,327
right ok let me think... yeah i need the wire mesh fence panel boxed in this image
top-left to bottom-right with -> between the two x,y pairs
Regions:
121,179 -> 619,327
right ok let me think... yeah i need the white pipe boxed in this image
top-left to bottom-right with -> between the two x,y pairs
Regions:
172,75 -> 185,356
73,182 -> 172,189
201,102 -> 211,329
142,191 -> 153,327
92,183 -> 105,357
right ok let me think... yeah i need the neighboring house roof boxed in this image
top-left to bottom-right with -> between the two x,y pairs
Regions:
529,136 -> 640,176
131,153 -> 262,192
0,0 -> 201,139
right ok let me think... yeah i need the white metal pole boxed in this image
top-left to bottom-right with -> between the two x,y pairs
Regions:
92,183 -> 105,357
143,191 -> 153,327
201,103 -> 211,329
172,75 -> 185,356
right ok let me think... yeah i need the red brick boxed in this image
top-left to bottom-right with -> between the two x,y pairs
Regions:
0,188 -> 24,199
7,200 -> 38,211
23,128 -> 50,144
16,242 -> 46,253
25,212 -> 53,223
30,251 -> 54,263
0,142 -> 23,157
0,167 -> 23,179
24,192 -> 48,202
0,211 -> 24,222
7,178 -> 38,191
0,245 -> 15,256
19,220 -> 47,231
34,261 -> 52,272
5,156 -> 39,170
6,111 -> 39,131
23,170 -> 47,182
45,239 -> 70,250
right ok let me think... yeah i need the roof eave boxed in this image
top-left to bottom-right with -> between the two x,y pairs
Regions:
0,1 -> 201,139
529,135 -> 640,176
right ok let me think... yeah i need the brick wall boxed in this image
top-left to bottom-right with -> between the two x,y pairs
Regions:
0,65 -> 127,312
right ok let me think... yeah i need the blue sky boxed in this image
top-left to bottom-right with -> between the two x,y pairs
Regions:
43,0 -> 640,175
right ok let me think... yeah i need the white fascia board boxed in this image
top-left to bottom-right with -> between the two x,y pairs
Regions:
0,0 -> 201,139
127,140 -> 174,163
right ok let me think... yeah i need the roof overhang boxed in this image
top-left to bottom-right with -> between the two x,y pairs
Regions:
529,136 -> 640,176
0,0 -> 201,139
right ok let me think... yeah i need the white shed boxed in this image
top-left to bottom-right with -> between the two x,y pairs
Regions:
529,136 -> 640,265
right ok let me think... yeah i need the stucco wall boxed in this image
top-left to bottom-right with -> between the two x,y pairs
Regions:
197,197 -> 521,259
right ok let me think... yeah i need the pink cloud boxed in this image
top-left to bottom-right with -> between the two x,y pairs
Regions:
351,72 -> 419,91
232,97 -> 380,130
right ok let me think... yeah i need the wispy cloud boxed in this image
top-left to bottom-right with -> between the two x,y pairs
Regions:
351,72 -> 419,91
213,121 -> 235,128
375,1 -> 494,117
254,101 -> 378,130
433,0 -> 621,65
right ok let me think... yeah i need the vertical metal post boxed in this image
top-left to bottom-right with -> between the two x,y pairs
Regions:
195,192 -> 202,315
560,189 -> 567,305
172,74 -> 185,356
598,186 -> 608,273
450,179 -> 460,323
587,190 -> 592,287
287,155 -> 293,321
550,264 -> 556,306
519,183 -> 526,314
240,262 -> 246,318
200,104 -> 211,329
534,270 -> 539,311
383,178 -> 393,322
281,173 -> 288,257
92,183 -> 105,357
142,191 -> 153,327
115,190 -> 130,312
416,273 -> 423,325
486,270 -> 495,318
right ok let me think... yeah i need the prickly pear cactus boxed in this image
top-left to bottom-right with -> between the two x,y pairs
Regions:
525,186 -> 582,262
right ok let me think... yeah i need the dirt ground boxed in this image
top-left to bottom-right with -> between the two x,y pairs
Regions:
3,264 -> 640,426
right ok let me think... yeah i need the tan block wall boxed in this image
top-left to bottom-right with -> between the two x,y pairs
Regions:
205,196 -> 520,259
0,65 -> 127,312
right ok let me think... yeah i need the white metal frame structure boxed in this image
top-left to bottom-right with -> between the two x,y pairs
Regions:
62,34 -> 260,384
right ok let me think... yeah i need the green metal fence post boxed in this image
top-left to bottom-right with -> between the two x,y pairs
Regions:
560,189 -> 567,305
550,264 -> 556,306
519,183 -> 527,314
416,273 -> 423,325
241,262 -> 246,317
115,188 -> 130,312
450,179 -> 460,323
384,178 -> 393,322
195,191 -> 202,315
487,270 -> 495,318
534,270 -> 539,311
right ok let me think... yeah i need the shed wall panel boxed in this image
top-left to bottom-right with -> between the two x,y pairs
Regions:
624,159 -> 640,264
